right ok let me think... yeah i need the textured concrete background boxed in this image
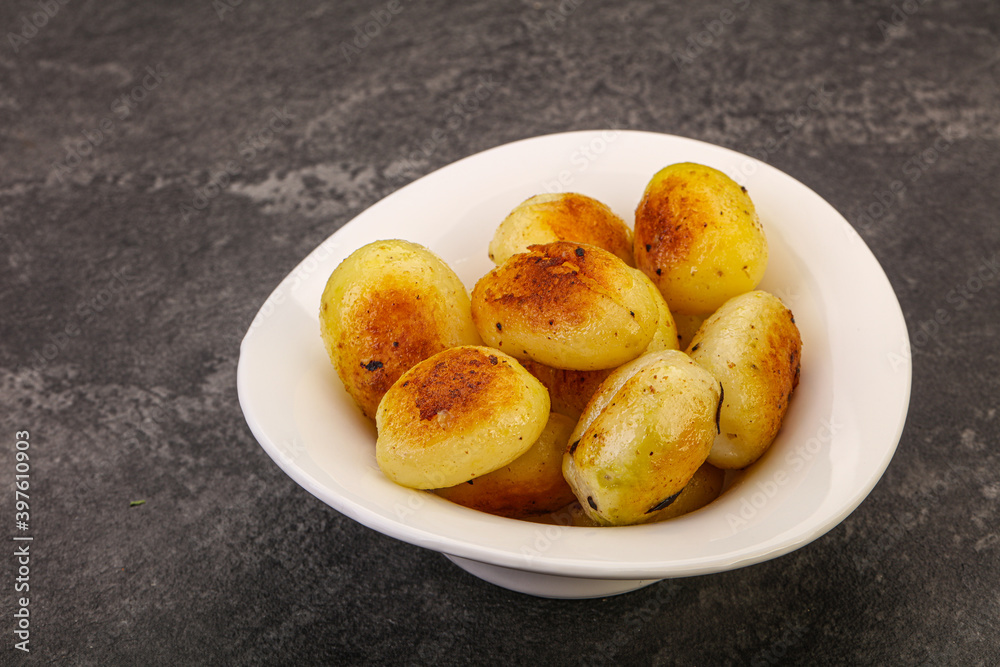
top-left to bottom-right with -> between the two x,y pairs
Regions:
1,0 -> 999,664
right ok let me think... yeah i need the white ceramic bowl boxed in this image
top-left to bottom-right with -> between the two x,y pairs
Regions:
237,131 -> 911,599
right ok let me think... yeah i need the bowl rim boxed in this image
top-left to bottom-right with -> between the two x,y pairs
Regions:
237,129 -> 912,580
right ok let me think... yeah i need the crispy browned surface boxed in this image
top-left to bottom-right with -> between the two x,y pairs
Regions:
634,170 -> 699,273
534,194 -> 633,264
474,242 -> 623,331
335,285 -> 449,420
380,346 -> 525,444
759,305 -> 803,426
436,472 -> 576,518
412,348 -> 502,421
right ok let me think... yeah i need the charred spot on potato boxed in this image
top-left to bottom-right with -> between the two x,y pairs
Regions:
361,360 -> 384,372
691,343 -> 700,352
715,383 -> 724,434
646,491 -> 682,514
575,247 -> 585,257
488,355 -> 498,365
655,268 -> 662,275
645,244 -> 652,251
569,439 -> 580,454
496,322 -> 502,332
587,495 -> 598,510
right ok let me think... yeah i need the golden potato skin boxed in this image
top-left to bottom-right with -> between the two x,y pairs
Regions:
434,412 -> 576,518
645,463 -> 725,522
687,291 -> 802,469
319,240 -> 481,420
536,462 -> 725,527
489,193 -> 634,266
634,163 -> 768,315
471,242 -> 658,371
518,278 -> 676,420
563,350 -> 721,526
637,270 -> 680,353
375,346 -> 550,489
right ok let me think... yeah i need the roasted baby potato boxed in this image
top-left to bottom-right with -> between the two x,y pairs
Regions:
687,290 -> 801,469
519,277 -> 677,420
562,349 -> 721,526
645,462 -> 725,523
319,239 -> 481,420
471,242 -> 658,371
542,462 -> 725,527
489,193 -> 634,266
634,163 -> 768,315
375,346 -> 550,489
434,412 -> 576,518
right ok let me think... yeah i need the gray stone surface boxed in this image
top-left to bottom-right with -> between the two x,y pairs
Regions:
1,0 -> 998,664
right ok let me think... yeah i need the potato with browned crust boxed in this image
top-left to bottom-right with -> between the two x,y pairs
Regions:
489,193 -> 634,266
645,462 -> 725,523
471,242 -> 658,371
687,290 -> 802,469
563,349 -> 721,526
634,163 -> 768,315
319,240 -> 481,420
375,346 -> 550,489
519,275 -> 677,420
434,412 -> 576,518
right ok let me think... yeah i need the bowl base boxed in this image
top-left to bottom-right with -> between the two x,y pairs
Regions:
443,554 -> 662,599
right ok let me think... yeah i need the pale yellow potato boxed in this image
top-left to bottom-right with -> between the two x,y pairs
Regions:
637,270 -> 680,353
634,163 -> 768,315
534,463 -> 725,527
320,239 -> 481,420
376,346 -> 550,489
434,412 -> 576,518
489,193 -> 634,266
687,291 -> 802,469
562,349 -> 721,526
471,242 -> 658,371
